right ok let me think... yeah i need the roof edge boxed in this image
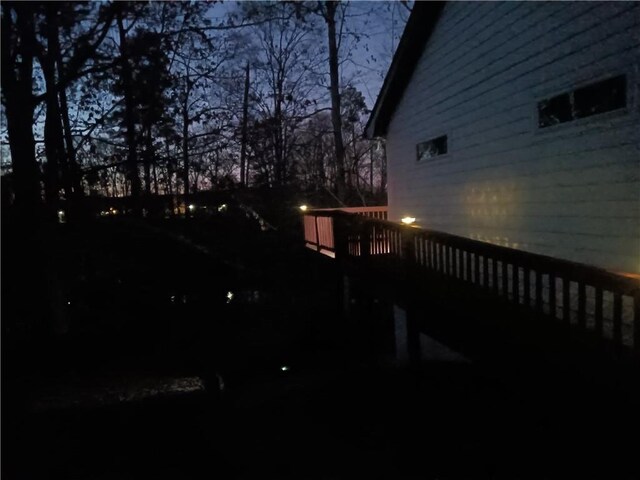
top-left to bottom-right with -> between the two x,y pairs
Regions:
365,1 -> 445,139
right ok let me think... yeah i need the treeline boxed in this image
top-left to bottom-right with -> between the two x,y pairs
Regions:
1,1 -> 406,219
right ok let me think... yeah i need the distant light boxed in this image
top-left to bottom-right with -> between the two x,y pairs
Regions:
67,301 -> 71,305
226,291 -> 234,303
58,210 -> 64,215
401,216 -> 416,225
299,205 -> 308,212
218,203 -> 228,212
188,204 -> 196,212
57,210 -> 66,224
280,366 -> 289,372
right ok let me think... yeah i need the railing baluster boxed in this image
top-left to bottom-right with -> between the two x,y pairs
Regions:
483,256 -> 489,288
474,253 -> 480,285
613,293 -> 622,346
562,278 -> 571,323
512,265 -> 519,304
424,239 -> 430,268
523,267 -> 531,307
577,282 -> 586,329
594,287 -> 603,339
466,251 -> 472,282
548,273 -> 556,319
502,261 -> 508,298
452,247 -> 458,279
492,258 -> 499,295
535,271 -> 543,314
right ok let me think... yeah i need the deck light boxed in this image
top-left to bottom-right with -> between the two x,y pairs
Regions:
401,216 -> 416,225
299,205 -> 308,212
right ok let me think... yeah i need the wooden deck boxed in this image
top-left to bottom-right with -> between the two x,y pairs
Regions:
302,208 -> 640,360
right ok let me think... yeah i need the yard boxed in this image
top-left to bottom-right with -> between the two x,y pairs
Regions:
2,205 -> 639,479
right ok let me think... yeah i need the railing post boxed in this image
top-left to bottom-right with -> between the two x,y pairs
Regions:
359,218 -> 372,259
333,213 -> 348,262
333,213 -> 352,322
402,228 -> 421,367
634,289 -> 640,353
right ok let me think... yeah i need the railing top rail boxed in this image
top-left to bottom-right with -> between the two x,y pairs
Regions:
309,206 -> 388,213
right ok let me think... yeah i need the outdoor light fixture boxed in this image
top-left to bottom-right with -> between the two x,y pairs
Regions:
226,291 -> 234,303
299,205 -> 308,211
401,216 -> 416,225
57,210 -> 66,224
218,203 -> 228,212
281,366 -> 290,372
188,204 -> 196,212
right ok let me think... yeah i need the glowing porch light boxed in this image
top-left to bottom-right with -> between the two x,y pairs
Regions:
401,216 -> 416,225
299,205 -> 308,212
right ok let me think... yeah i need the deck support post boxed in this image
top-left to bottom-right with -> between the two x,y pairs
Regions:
402,229 -> 422,367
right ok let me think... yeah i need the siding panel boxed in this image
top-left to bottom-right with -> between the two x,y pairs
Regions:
386,2 -> 640,274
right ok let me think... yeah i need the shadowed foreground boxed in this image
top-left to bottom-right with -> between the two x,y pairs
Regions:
3,215 -> 639,479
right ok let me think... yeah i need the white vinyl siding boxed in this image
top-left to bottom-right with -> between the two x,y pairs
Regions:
385,1 -> 640,274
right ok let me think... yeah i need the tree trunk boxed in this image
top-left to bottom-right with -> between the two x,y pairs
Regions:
325,1 -> 347,202
144,126 -> 152,195
1,3 -> 42,218
239,63 -> 250,187
56,60 -> 83,201
369,144 -> 374,194
42,4 -> 69,208
182,98 -> 190,195
152,159 -> 159,196
165,142 -> 173,196
116,9 -> 141,213
273,80 -> 284,186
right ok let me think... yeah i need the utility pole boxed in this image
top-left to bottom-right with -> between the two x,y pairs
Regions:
239,63 -> 250,187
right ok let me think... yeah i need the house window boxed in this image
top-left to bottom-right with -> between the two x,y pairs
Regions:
417,135 -> 447,161
538,75 -> 626,128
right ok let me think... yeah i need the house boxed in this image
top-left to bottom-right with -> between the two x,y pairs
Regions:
366,2 -> 640,275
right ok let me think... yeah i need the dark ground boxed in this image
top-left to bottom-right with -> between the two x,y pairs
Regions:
2,209 -> 639,479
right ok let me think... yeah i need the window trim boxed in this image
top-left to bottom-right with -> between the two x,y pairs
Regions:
533,72 -> 632,134
416,134 -> 450,163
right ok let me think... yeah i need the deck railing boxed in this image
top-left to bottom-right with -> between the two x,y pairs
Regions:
303,206 -> 388,258
302,209 -> 640,354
